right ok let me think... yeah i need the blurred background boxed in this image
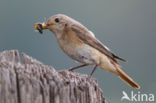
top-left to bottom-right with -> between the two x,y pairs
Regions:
0,0 -> 155,102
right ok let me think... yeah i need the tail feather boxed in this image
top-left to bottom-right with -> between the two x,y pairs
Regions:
111,62 -> 140,89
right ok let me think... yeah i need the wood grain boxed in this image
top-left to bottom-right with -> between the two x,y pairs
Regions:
0,50 -> 105,103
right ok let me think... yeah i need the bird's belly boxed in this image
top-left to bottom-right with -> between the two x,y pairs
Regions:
62,44 -> 100,64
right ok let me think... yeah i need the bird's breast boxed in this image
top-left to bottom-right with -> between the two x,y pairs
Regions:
56,30 -> 101,64
57,29 -> 83,54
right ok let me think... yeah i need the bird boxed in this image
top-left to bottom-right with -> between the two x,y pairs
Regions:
34,14 -> 140,89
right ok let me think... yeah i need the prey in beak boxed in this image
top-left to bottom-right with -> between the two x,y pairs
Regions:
35,23 -> 43,34
34,23 -> 49,34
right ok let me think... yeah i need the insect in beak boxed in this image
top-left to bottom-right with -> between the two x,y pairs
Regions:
34,22 -> 54,34
35,23 -> 43,34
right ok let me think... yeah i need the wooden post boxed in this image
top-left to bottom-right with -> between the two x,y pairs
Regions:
0,50 -> 105,103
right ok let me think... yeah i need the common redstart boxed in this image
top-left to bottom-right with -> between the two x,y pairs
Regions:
35,14 -> 140,89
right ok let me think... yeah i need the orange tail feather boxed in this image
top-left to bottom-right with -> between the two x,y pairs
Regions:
111,62 -> 140,89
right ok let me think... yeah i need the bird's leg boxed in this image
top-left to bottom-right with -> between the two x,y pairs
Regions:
90,65 -> 98,76
69,64 -> 89,71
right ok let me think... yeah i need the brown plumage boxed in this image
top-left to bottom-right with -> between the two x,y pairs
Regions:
71,24 -> 127,64
34,14 -> 140,89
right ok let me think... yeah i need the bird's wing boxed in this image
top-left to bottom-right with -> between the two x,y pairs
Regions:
71,24 -> 127,63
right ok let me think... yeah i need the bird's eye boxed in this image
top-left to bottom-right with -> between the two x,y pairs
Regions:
55,18 -> 60,23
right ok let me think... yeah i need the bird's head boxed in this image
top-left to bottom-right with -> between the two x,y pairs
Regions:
35,14 -> 73,36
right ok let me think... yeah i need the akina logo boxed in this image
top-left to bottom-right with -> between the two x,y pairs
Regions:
121,91 -> 154,102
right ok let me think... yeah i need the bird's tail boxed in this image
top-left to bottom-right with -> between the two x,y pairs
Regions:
111,61 -> 140,89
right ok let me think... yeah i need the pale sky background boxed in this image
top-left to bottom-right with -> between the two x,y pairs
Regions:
0,0 -> 156,103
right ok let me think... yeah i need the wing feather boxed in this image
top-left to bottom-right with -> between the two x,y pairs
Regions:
71,24 -> 127,63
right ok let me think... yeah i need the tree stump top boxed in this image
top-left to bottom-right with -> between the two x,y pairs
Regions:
0,50 -> 105,103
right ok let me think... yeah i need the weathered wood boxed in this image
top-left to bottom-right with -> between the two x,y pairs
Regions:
0,50 -> 105,103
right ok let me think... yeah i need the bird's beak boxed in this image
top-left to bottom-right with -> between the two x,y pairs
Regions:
34,22 -> 54,34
